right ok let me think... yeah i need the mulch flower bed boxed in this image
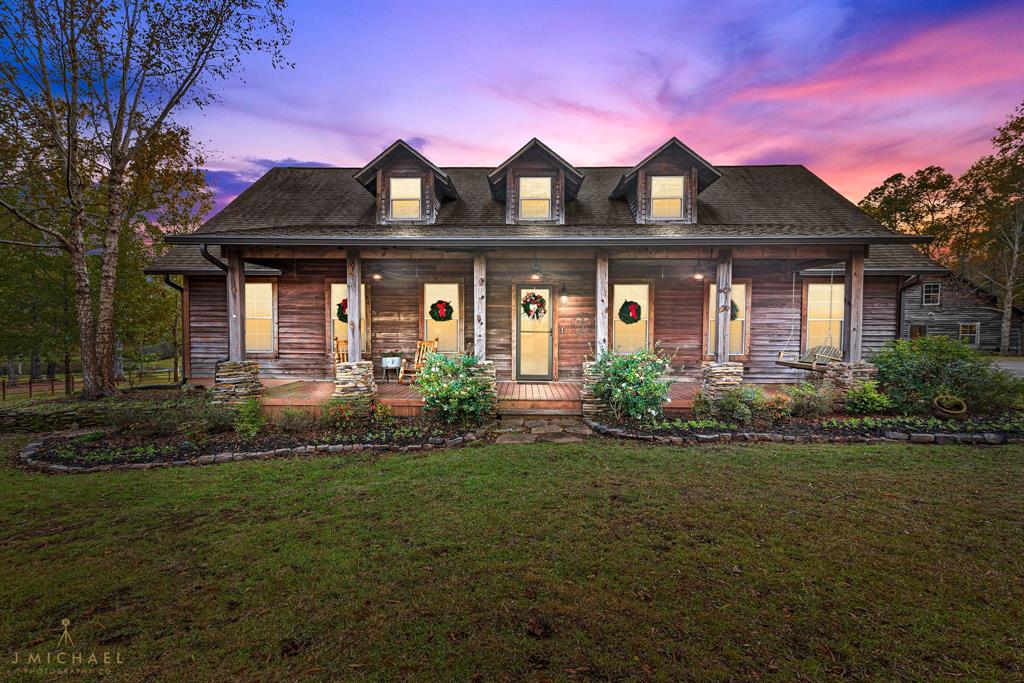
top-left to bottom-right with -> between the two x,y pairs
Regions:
19,418 -> 482,474
589,412 -> 1024,445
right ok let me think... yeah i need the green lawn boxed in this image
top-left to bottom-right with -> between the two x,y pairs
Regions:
1,435 -> 1022,681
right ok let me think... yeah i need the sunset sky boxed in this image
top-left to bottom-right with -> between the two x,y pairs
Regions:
181,0 -> 1024,214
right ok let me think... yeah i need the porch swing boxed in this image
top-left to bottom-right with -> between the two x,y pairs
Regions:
775,271 -> 843,372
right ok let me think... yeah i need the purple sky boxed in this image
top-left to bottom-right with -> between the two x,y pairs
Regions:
180,0 -> 1024,214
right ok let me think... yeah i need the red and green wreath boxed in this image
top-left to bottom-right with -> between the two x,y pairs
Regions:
429,299 -> 454,322
336,298 -> 348,323
521,292 -> 547,320
618,300 -> 642,325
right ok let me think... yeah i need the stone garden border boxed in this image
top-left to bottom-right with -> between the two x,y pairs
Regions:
16,430 -> 481,475
582,418 -> 1020,447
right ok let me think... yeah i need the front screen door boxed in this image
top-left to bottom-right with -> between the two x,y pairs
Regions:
516,285 -> 554,380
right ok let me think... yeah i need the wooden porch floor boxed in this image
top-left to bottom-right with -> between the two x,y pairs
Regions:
262,378 -> 705,417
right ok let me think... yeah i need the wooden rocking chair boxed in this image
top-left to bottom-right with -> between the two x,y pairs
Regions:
333,337 -> 349,363
399,340 -> 438,384
776,345 -> 843,372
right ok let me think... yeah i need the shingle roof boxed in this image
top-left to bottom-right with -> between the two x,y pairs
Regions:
802,243 -> 948,275
144,244 -> 281,275
166,165 -> 924,247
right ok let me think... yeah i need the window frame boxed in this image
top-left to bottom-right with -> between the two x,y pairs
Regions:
922,281 -> 941,306
701,278 -> 753,361
801,279 -> 845,354
610,282 -> 655,354
388,175 -> 423,221
909,324 -> 928,340
324,279 -> 371,357
517,175 -> 553,221
420,281 -> 465,355
958,322 -> 980,347
244,279 -> 278,356
648,175 -> 686,221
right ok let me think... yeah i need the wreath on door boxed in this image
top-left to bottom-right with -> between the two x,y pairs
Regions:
521,292 -> 547,320
618,300 -> 642,324
336,299 -> 348,323
731,299 -> 739,321
429,299 -> 454,322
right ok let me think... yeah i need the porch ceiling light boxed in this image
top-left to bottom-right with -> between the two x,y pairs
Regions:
693,272 -> 705,280
530,255 -> 542,281
371,272 -> 383,281
559,283 -> 569,303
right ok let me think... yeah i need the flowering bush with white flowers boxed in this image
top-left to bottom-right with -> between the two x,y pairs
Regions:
591,348 -> 670,423
414,353 -> 496,426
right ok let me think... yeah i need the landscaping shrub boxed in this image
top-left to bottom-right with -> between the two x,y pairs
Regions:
233,398 -> 266,439
871,336 -> 1024,414
590,348 -> 670,422
783,381 -> 834,418
414,353 -> 496,426
276,408 -> 316,433
844,380 -> 893,414
319,399 -> 357,430
694,386 -> 790,427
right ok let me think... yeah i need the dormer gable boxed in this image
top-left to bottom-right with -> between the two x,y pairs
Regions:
487,138 -> 584,225
353,139 -> 458,224
610,137 -> 721,224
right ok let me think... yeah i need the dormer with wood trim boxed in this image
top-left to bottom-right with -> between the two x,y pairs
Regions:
487,138 -> 584,225
610,138 -> 721,224
353,139 -> 459,225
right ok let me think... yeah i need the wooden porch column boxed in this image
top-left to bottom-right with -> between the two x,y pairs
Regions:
347,250 -> 362,362
843,249 -> 865,361
715,249 -> 733,363
226,249 -> 246,361
473,253 -> 487,359
595,252 -> 609,354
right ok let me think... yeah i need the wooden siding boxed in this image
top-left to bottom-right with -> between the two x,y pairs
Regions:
487,258 -> 594,381
864,276 -> 899,354
186,275 -> 228,378
901,277 -> 1023,352
184,250 -> 908,383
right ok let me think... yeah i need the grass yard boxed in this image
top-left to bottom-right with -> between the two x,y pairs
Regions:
1,434 -> 1022,681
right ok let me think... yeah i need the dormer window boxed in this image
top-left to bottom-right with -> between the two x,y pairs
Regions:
389,177 -> 421,220
650,176 -> 685,219
518,177 -> 552,220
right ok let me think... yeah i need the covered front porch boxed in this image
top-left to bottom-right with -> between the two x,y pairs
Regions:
260,379 -> 708,418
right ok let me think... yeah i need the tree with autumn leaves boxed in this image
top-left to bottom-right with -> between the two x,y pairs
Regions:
860,101 -> 1024,355
0,0 -> 290,398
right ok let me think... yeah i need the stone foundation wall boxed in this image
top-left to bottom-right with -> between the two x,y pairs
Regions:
210,361 -> 264,403
581,361 -> 605,418
823,361 -> 878,407
700,361 -> 744,401
332,361 -> 377,418
465,360 -> 498,418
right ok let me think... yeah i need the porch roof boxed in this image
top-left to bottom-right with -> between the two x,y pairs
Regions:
801,244 -> 949,276
164,165 -> 927,248
144,244 -> 281,276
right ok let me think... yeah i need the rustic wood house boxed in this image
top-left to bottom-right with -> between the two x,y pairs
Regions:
146,137 -> 935,414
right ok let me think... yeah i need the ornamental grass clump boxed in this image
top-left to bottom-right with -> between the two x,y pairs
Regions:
414,353 -> 496,426
871,336 -> 1024,414
591,348 -> 670,423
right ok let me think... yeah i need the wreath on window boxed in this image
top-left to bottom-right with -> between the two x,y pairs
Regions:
618,300 -> 642,325
429,299 -> 454,322
521,292 -> 547,320
336,299 -> 348,323
731,300 -> 739,321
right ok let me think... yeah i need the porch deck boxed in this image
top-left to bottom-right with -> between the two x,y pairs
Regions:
261,378 -> 704,418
